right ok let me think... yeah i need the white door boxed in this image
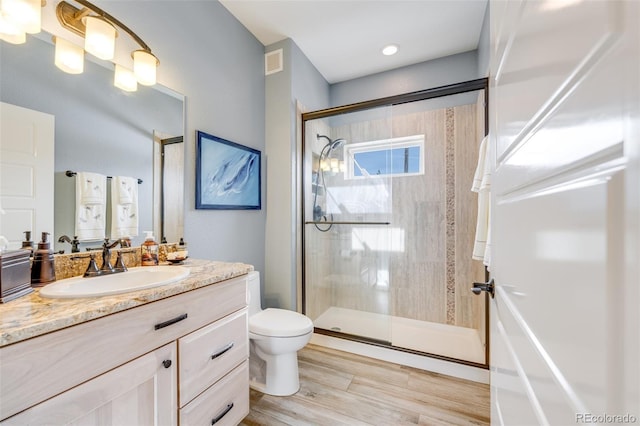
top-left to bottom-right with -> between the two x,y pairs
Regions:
489,1 -> 639,425
0,102 -> 55,249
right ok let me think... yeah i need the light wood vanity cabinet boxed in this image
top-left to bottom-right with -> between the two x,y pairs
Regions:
2,343 -> 178,425
0,275 -> 249,426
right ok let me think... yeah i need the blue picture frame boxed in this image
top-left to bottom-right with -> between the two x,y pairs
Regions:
195,130 -> 261,210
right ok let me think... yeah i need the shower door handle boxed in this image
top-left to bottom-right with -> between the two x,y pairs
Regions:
471,278 -> 495,298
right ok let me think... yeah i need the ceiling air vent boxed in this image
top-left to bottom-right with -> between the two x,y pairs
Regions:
265,49 -> 283,76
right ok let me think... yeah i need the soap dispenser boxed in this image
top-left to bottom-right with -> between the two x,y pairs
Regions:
141,231 -> 159,266
21,231 -> 34,256
31,232 -> 56,287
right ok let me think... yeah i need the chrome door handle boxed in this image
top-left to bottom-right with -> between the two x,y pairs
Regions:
471,278 -> 495,298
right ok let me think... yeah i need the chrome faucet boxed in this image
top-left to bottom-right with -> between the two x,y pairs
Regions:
58,235 -> 80,253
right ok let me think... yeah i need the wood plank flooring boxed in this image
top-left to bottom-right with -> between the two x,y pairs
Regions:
240,344 -> 490,426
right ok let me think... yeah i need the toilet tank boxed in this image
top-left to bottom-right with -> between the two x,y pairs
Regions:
247,271 -> 262,316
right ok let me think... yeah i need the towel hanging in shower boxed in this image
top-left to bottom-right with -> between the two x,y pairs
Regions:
471,135 -> 492,269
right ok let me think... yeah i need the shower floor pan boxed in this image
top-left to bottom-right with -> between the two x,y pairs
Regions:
314,306 -> 484,364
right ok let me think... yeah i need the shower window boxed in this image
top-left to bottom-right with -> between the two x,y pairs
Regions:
345,135 -> 424,179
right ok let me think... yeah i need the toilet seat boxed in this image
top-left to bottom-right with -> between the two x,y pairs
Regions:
250,308 -> 313,337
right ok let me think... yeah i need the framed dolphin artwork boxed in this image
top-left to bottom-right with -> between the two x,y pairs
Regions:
195,130 -> 261,210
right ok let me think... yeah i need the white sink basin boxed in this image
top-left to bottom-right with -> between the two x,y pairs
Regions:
40,266 -> 190,299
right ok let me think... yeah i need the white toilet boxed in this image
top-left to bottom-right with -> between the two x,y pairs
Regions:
247,271 -> 313,396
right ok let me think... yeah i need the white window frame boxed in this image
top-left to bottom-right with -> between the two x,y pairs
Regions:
344,134 -> 425,179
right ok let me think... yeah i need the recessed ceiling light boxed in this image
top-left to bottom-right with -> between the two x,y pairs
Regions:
382,44 -> 398,56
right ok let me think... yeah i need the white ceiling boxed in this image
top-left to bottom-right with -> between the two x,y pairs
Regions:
219,0 -> 488,84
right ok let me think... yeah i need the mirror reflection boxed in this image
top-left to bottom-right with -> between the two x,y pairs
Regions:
0,32 -> 184,252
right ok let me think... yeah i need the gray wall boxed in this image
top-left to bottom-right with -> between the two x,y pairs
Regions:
263,40 -> 482,311
264,38 -> 329,310
101,1 -> 266,274
0,35 -> 183,251
329,51 -> 479,107
264,39 -> 294,309
477,4 -> 490,77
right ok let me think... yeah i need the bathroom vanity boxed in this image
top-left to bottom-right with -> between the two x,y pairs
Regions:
0,259 -> 252,425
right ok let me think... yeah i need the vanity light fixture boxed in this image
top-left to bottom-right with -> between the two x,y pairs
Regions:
0,11 -> 26,44
54,36 -> 84,74
113,64 -> 137,92
2,0 -> 41,34
84,16 -> 116,60
382,44 -> 398,56
132,49 -> 157,86
55,0 -> 159,88
0,0 -> 43,44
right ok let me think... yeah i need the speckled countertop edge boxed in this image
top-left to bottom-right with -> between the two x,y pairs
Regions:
0,259 -> 253,347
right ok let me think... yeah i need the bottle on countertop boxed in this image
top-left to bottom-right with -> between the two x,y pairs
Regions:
21,231 -> 34,256
31,232 -> 56,286
141,231 -> 159,266
176,237 -> 188,259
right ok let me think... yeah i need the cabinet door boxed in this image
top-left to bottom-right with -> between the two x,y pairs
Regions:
1,343 -> 177,426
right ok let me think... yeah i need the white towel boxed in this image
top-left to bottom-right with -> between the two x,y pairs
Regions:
75,172 -> 107,241
471,136 -> 492,269
110,176 -> 139,239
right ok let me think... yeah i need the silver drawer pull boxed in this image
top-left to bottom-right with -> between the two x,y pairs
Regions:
211,402 -> 234,424
211,342 -> 234,360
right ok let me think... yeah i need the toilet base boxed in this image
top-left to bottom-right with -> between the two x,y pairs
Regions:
249,377 -> 300,396
249,345 -> 302,396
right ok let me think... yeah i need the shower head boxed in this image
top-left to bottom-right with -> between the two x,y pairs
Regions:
317,134 -> 346,156
329,138 -> 346,150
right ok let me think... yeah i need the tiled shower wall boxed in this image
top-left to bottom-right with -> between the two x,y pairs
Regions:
305,98 -> 485,331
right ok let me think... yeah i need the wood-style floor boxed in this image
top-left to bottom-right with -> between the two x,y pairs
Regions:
240,344 -> 490,426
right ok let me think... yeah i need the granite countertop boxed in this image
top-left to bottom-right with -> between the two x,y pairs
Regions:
0,259 -> 253,347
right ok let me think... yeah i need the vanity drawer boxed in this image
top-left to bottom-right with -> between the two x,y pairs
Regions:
178,308 -> 248,407
179,361 -> 249,426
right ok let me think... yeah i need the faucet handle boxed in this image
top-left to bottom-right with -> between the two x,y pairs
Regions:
83,254 -> 102,277
113,251 -> 128,273
71,236 -> 80,253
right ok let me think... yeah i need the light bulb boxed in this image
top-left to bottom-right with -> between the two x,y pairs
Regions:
2,0 -> 40,34
114,64 -> 137,92
54,37 -> 84,74
382,44 -> 398,56
133,50 -> 158,86
84,16 -> 116,60
0,11 -> 25,44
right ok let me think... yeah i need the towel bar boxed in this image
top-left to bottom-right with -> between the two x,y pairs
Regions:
66,170 -> 142,184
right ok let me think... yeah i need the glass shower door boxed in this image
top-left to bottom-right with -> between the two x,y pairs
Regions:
303,107 -> 394,343
302,84 -> 488,366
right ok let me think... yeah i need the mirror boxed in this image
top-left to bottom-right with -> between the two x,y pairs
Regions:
0,33 -> 184,252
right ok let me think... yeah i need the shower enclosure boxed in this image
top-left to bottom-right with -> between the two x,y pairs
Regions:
302,79 -> 488,366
